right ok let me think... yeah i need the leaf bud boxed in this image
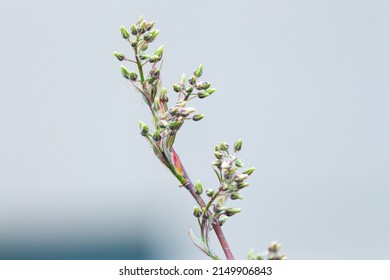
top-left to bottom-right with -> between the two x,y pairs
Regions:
195,180 -> 203,195
192,114 -> 205,121
243,167 -> 255,175
194,64 -> 203,78
234,138 -> 243,152
206,189 -> 214,197
120,25 -> 130,39
114,52 -> 125,61
193,206 -> 202,218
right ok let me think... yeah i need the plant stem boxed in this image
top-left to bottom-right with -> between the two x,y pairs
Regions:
173,147 -> 235,260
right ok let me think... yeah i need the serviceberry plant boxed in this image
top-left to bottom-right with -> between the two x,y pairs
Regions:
114,16 -> 285,260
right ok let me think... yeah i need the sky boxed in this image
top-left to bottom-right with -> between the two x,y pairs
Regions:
0,0 -> 389,259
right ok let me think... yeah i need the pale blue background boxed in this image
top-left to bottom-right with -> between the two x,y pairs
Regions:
0,0 -> 389,259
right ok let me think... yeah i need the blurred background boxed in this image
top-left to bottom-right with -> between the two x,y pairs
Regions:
0,0 -> 389,259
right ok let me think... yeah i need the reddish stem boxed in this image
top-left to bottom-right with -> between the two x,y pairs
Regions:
173,148 -> 235,260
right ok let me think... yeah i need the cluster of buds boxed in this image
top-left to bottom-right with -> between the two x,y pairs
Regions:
172,65 -> 216,101
248,241 -> 287,260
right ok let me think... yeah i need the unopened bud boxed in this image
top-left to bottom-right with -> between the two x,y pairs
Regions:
235,159 -> 244,168
131,24 -> 137,35
195,82 -> 204,90
218,215 -> 228,226
192,114 -> 205,121
203,82 -> 211,90
225,208 -> 241,216
180,73 -> 186,85
114,52 -> 125,61
219,142 -> 229,151
138,121 -> 149,136
120,65 -> 131,79
129,71 -> 138,81
214,151 -> 223,159
185,86 -> 193,94
131,41 -> 138,48
205,88 -> 216,95
195,180 -> 203,195
206,189 -> 214,197
141,44 -> 148,51
146,21 -> 155,31
194,64 -> 203,78
243,167 -> 255,175
139,52 -> 150,60
230,192 -> 243,200
234,138 -> 243,152
212,160 -> 221,167
198,92 -> 209,99
173,84 -> 181,92
120,25 -> 130,39
188,76 -> 197,85
143,29 -> 159,42
157,120 -> 169,129
237,182 -> 250,189
152,131 -> 161,141
193,206 -> 202,218
268,241 -> 282,253
154,45 -> 164,57
234,174 -> 249,182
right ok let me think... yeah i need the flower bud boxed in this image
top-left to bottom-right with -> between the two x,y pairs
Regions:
138,121 -> 149,136
215,145 -> 221,151
173,84 -> 181,92
146,21 -> 155,31
131,41 -> 137,48
157,120 -> 169,129
203,82 -> 211,90
139,52 -> 150,60
268,241 -> 282,253
114,52 -> 125,61
144,29 -> 159,42
234,174 -> 249,183
218,215 -> 228,226
212,160 -> 221,167
195,180 -> 203,195
141,44 -> 148,51
120,65 -> 131,79
237,182 -> 250,189
243,167 -> 255,175
225,208 -> 241,216
235,159 -> 244,168
219,142 -> 229,151
131,24 -> 137,35
206,189 -> 214,197
230,192 -> 243,200
188,76 -> 197,85
185,86 -> 193,94
194,64 -> 203,78
169,121 -> 181,130
234,138 -> 243,152
192,114 -> 205,121
180,73 -> 186,85
198,92 -> 209,99
214,151 -> 223,159
193,206 -> 202,218
120,25 -> 130,39
154,45 -> 164,57
195,82 -> 204,90
152,130 -> 161,141
205,88 -> 216,95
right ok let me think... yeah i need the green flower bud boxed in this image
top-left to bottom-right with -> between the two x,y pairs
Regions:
114,52 -> 125,61
243,167 -> 255,175
139,21 -> 147,34
169,121 -> 181,130
215,145 -> 221,151
203,82 -> 211,90
194,64 -> 203,78
143,30 -> 159,42
157,120 -> 169,129
237,182 -> 250,189
214,151 -> 223,159
248,249 -> 255,260
212,160 -> 221,167
180,73 -> 186,85
148,55 -> 159,63
219,142 -> 229,151
146,21 -> 155,31
120,65 -> 131,79
195,82 -> 204,90
192,114 -> 205,121
152,130 -> 161,141
198,92 -> 209,99
205,88 -> 216,95
173,84 -> 181,92
218,215 -> 228,226
139,52 -> 150,60
131,24 -> 137,35
234,174 -> 249,182
154,45 -> 164,57
225,208 -> 241,216
206,189 -> 214,197
129,71 -> 138,81
141,43 -> 148,51
195,180 -> 203,195
268,241 -> 282,253
120,25 -> 130,39
235,159 -> 244,168
185,86 -> 193,94
138,121 -> 149,136
230,192 -> 243,200
193,206 -> 202,218
131,41 -> 137,48
188,76 -> 197,85
234,138 -> 243,152
137,15 -> 144,24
